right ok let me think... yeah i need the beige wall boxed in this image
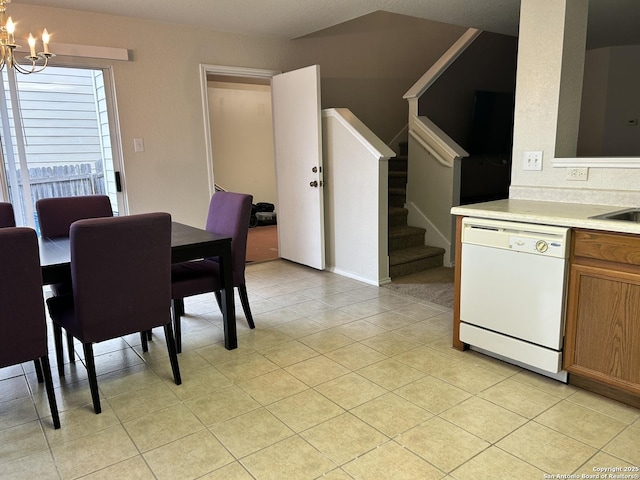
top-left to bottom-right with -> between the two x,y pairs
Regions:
510,0 -> 640,207
12,5 -> 465,226
208,82 -> 277,207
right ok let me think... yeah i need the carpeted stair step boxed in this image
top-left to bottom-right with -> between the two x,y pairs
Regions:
389,206 -> 408,228
388,170 -> 407,189
388,155 -> 407,173
388,187 -> 406,207
389,225 -> 425,251
389,245 -> 445,278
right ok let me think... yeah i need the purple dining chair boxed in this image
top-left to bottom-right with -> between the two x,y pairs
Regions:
0,202 -> 16,227
36,195 -> 113,238
36,195 -> 114,363
0,203 -> 49,389
46,213 -> 181,414
0,227 -> 60,429
171,191 -> 255,353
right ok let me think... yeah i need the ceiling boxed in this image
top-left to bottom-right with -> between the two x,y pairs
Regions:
20,0 -> 640,48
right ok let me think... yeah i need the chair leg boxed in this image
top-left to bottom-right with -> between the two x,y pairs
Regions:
39,356 -> 60,429
83,343 -> 101,414
174,298 -> 184,317
66,332 -> 76,363
52,324 -> 65,377
163,322 -> 182,385
141,331 -> 148,352
214,291 -> 223,311
34,359 -> 44,383
171,299 -> 183,354
238,284 -> 255,329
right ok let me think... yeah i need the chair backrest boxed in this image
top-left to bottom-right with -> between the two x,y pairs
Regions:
36,195 -> 113,238
205,192 -> 253,286
70,213 -> 172,343
0,227 -> 48,367
0,202 -> 16,228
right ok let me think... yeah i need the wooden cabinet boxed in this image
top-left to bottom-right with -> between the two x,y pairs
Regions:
564,229 -> 640,401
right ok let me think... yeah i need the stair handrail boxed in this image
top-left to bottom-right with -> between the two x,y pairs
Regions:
409,130 -> 447,167
403,28 -> 481,104
410,115 -> 468,167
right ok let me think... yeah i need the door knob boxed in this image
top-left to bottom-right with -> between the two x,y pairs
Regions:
310,180 -> 318,187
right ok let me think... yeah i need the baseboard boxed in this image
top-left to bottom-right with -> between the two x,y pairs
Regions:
326,265 -> 389,286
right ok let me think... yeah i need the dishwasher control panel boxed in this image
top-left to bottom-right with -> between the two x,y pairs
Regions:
462,217 -> 570,258
508,235 -> 566,256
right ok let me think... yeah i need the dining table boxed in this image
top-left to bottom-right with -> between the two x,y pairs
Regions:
38,221 -> 238,350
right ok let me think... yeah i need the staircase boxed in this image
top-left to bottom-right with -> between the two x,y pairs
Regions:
388,142 -> 445,278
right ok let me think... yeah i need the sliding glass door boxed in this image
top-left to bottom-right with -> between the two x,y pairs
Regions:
0,65 -> 125,230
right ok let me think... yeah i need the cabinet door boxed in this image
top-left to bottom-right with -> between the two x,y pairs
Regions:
564,263 -> 640,394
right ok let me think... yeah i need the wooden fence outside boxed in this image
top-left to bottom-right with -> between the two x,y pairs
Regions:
18,162 -> 106,204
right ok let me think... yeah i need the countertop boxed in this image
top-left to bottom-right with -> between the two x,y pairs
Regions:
450,199 -> 640,235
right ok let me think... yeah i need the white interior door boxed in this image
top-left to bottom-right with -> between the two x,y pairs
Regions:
272,65 -> 325,269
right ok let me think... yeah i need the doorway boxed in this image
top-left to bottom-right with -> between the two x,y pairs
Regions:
200,65 -> 280,263
0,65 -> 125,230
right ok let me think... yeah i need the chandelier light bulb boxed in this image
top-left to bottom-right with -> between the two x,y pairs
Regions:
42,28 -> 50,54
6,16 -> 15,42
28,32 -> 35,57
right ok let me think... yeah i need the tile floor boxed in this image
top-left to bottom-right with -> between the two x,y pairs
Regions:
1,259 -> 640,479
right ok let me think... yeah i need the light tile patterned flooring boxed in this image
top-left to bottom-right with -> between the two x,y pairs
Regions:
1,259 -> 640,479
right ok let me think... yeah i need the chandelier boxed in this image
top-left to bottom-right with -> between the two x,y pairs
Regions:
0,0 -> 54,74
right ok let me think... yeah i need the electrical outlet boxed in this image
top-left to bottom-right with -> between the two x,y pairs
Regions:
523,151 -> 543,171
567,167 -> 588,181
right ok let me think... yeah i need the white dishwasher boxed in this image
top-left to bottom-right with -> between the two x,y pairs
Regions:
459,217 -> 570,382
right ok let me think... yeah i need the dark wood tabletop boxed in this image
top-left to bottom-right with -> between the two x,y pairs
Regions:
39,221 -> 238,349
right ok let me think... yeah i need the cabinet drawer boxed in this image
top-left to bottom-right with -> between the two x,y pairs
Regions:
573,229 -> 640,266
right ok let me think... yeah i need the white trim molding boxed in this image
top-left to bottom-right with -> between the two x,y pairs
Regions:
19,42 -> 131,61
323,108 -> 395,161
410,115 -> 468,167
553,157 -> 640,168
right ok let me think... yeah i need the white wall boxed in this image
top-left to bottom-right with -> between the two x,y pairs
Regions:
208,81 -> 277,207
407,138 -> 456,265
510,0 -> 640,207
322,109 -> 392,285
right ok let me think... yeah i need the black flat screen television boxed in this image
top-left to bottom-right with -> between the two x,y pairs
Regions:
468,90 -> 515,155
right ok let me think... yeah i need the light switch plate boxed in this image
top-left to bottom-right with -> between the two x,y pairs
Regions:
523,151 -> 543,171
134,138 -> 145,152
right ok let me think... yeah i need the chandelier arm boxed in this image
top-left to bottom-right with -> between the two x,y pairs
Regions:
12,57 -> 48,74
